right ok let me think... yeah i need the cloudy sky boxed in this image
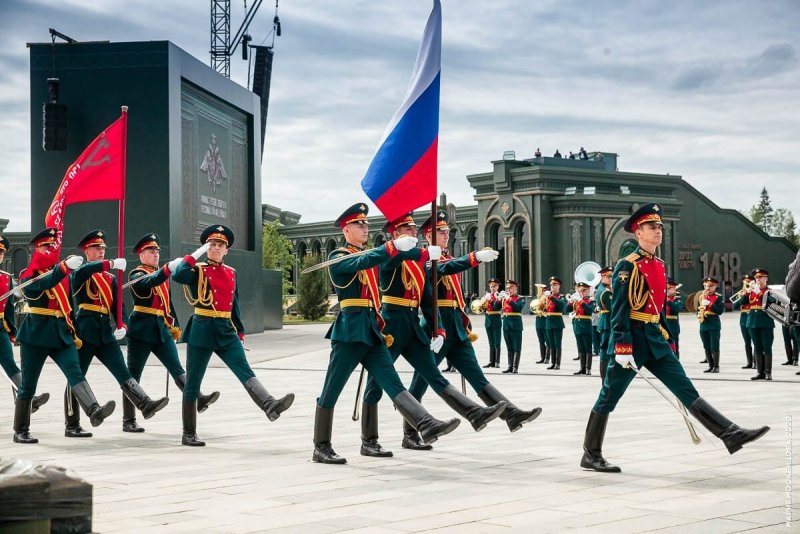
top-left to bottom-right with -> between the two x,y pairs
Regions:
1,0 -> 798,232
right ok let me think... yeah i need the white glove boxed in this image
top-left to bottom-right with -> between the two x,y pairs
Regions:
701,299 -> 710,307
427,245 -> 442,261
498,290 -> 509,299
167,257 -> 183,272
113,327 -> 127,341
64,255 -> 84,270
475,249 -> 499,263
543,290 -> 552,297
392,235 -> 418,252
110,258 -> 127,271
615,354 -> 637,370
430,336 -> 444,353
191,242 -> 211,260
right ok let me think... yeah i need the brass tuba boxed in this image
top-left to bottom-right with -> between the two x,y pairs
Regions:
574,261 -> 602,291
470,296 -> 487,315
530,283 -> 547,314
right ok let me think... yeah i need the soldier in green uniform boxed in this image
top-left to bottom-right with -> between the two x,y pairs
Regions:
66,231 -> 169,438
697,276 -> 725,373
544,277 -> 566,370
580,203 -> 770,473
500,280 -> 524,374
747,268 -> 776,381
595,266 -> 614,381
482,278 -> 503,368
730,273 -> 754,368
172,224 -> 294,446
13,228 -> 116,444
533,284 -> 549,365
664,278 -> 683,360
123,233 -> 219,433
313,204 -> 460,464
567,282 -> 594,375
358,213 -> 505,457
404,210 -> 542,446
0,235 -> 50,411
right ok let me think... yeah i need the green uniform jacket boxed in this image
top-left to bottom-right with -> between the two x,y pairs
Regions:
18,262 -> 88,349
697,292 -> 724,332
484,296 -> 502,329
127,264 -> 180,345
567,297 -> 594,335
610,247 -> 674,359
746,289 -> 776,329
172,257 -> 245,350
379,247 -> 439,346
501,296 -> 524,331
420,252 -> 479,342
326,243 -> 405,345
71,260 -> 124,346
1,271 -> 18,339
665,295 -> 683,335
544,294 -> 566,330
595,284 -> 612,332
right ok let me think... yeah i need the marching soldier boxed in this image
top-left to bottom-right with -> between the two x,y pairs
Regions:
313,204 -> 460,464
405,210 -> 541,446
544,276 -> 566,370
358,213 -> 504,458
0,235 -> 50,411
730,273 -> 755,369
567,281 -> 594,375
595,266 -> 614,381
747,268 -> 776,381
534,287 -> 549,365
697,276 -> 724,373
68,230 -> 169,437
664,277 -> 683,359
580,203 -> 769,473
172,224 -> 294,446
123,233 -> 219,433
482,278 -> 503,368
13,228 -> 116,443
501,280 -> 524,374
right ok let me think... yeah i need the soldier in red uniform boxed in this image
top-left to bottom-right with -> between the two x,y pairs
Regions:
730,273 -> 755,369
567,282 -> 595,375
0,235 -> 50,411
171,224 -> 294,446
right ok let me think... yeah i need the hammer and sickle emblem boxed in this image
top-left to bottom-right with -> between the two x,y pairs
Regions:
83,137 -> 112,168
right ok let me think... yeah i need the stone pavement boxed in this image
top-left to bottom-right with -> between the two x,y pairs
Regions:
0,314 -> 796,533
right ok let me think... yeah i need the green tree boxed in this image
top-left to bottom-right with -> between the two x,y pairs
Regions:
295,254 -> 330,320
262,221 -> 294,296
749,187 -> 773,233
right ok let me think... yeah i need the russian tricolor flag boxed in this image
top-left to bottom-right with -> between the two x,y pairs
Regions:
361,0 -> 441,221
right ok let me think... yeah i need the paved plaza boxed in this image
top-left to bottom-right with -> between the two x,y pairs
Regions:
0,314 -> 796,533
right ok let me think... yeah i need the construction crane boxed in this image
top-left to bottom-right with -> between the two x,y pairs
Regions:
210,0 -> 281,78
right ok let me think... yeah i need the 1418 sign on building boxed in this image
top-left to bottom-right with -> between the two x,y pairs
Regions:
700,252 -> 743,285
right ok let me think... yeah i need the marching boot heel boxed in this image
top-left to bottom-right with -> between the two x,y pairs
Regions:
63,387 -> 92,438
393,391 -> 460,445
360,402 -> 392,457
478,384 -> 541,432
122,395 -> 144,433
440,384 -> 506,432
13,398 -> 38,444
580,410 -> 620,472
244,377 -> 294,421
71,381 -> 115,427
181,400 -> 205,446
313,406 -> 346,464
688,398 -> 770,454
121,379 -> 169,420
401,418 -> 432,450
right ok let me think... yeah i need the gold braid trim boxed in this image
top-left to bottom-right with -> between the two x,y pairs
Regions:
627,261 -> 649,311
183,263 -> 213,307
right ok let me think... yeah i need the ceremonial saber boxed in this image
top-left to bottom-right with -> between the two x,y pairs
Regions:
629,364 -> 701,445
461,374 -> 467,395
352,367 -> 366,421
0,270 -> 51,302
301,248 -> 375,275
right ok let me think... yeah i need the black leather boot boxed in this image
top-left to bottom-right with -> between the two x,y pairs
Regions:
181,399 -> 205,446
580,410 -> 621,472
536,342 -> 546,364
360,402 -> 392,457
554,349 -> 562,370
699,348 -> 710,364
712,351 -> 720,373
10,373 -> 50,413
793,343 -> 799,365
585,353 -> 593,376
174,373 -> 220,413
782,336 -> 793,364
478,383 -> 541,432
440,384 -> 505,431
313,405 -> 346,464
494,347 -> 502,368
64,387 -> 92,437
751,352 -> 765,380
393,391 -> 460,445
512,352 -> 521,373
742,344 -> 753,369
687,397 -> 770,454
482,347 -> 495,368
13,398 -> 38,444
704,351 -> 715,373
573,353 -> 586,375
121,379 -> 169,420
244,377 -> 295,421
546,347 -> 557,370
401,418 -> 432,450
764,354 -> 772,381
501,350 -> 514,373
71,381 -> 116,427
122,395 -> 144,433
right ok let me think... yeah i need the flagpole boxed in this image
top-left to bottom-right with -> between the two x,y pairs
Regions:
116,106 -> 128,329
430,200 -> 438,336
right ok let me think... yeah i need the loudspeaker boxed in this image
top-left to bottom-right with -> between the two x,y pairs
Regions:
42,102 -> 68,151
251,45 -> 274,160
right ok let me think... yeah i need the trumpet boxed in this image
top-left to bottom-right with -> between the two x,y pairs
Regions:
470,291 -> 499,314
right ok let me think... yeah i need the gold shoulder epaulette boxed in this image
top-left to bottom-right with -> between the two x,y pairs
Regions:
624,252 -> 641,262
